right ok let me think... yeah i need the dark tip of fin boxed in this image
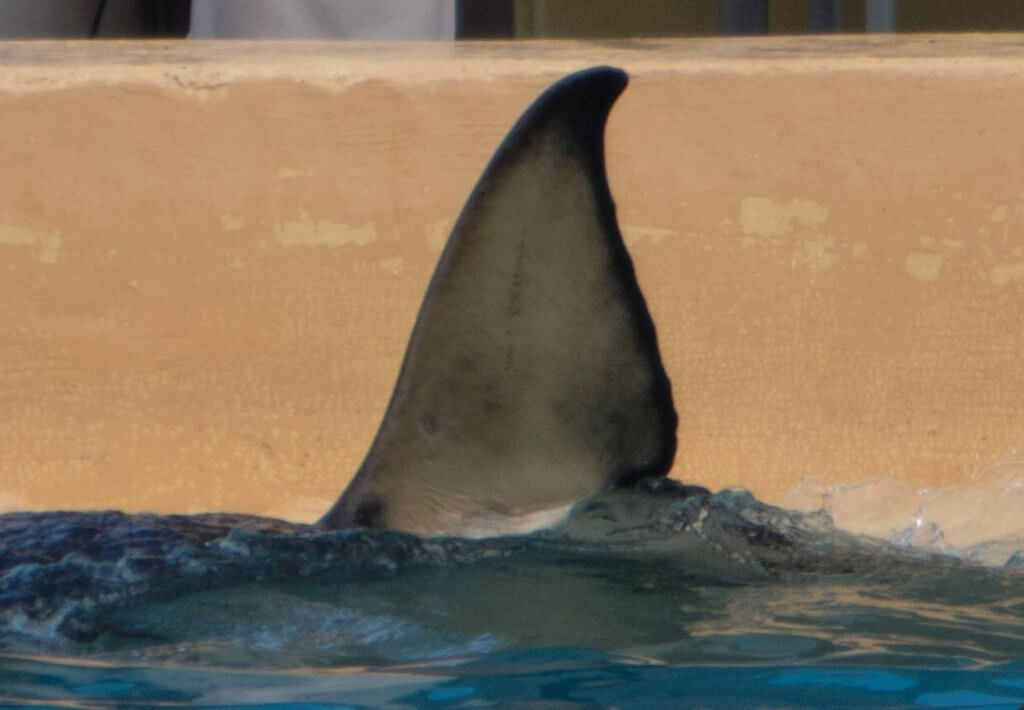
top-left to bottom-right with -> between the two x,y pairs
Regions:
321,66 -> 677,537
495,65 -> 629,157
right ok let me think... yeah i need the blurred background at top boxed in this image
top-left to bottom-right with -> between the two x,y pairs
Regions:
2,0 -> 1024,40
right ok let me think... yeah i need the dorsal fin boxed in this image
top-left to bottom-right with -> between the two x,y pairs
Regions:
320,66 -> 677,537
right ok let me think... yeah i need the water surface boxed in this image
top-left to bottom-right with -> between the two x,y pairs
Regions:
4,482 -> 1024,707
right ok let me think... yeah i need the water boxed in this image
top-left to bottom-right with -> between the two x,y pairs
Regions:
4,481 -> 1024,707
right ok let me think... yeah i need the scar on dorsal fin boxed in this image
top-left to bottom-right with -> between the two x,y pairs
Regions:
320,66 -> 677,537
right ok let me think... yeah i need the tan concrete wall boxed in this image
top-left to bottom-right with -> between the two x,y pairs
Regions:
2,38 -> 1024,523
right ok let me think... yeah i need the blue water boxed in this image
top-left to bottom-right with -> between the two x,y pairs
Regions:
7,650 -> 1024,708
3,483 -> 1024,707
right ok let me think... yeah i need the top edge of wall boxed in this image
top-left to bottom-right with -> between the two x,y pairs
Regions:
3,35 -> 1024,90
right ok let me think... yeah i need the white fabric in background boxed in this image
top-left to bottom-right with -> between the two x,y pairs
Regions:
190,0 -> 456,39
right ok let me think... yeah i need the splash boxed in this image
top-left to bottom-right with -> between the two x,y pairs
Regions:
784,452 -> 1024,566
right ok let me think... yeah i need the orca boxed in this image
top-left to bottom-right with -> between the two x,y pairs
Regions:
320,66 -> 677,537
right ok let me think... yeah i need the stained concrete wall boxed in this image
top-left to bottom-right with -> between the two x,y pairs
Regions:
2,38 -> 1024,523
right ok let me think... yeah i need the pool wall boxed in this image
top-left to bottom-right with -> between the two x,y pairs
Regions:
2,37 -> 1023,523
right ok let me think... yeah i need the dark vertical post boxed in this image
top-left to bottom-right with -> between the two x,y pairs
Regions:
456,0 -> 515,39
90,0 -> 108,36
865,0 -> 896,32
139,0 -> 191,37
720,0 -> 769,35
808,0 -> 842,32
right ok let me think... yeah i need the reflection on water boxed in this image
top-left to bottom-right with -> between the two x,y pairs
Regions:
3,481 -> 1024,706
7,651 -> 1024,708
